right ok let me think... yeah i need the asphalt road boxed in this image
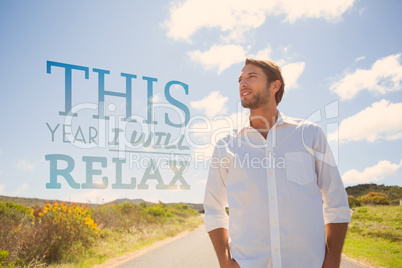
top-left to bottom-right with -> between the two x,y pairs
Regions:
115,227 -> 219,268
114,227 -> 370,268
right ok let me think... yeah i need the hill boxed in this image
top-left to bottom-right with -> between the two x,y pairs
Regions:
107,198 -> 204,213
108,198 -> 150,205
0,195 -> 204,213
0,195 -> 95,208
345,183 -> 402,201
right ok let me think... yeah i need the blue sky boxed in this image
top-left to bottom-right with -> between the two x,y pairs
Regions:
0,0 -> 401,204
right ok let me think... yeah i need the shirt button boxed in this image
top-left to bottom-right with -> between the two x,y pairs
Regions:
271,197 -> 275,201
273,221 -> 277,226
274,248 -> 279,253
269,172 -> 273,176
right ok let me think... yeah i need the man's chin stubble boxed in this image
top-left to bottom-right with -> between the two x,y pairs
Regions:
241,100 -> 260,109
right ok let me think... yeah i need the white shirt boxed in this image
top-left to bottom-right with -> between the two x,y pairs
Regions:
203,111 -> 352,268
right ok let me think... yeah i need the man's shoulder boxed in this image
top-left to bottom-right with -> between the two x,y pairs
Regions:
281,114 -> 326,140
214,130 -> 239,145
282,114 -> 320,129
280,117 -> 331,154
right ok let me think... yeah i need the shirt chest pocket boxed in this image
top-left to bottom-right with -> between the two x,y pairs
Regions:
285,152 -> 315,185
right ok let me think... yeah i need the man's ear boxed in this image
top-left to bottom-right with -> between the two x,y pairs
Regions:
271,80 -> 281,93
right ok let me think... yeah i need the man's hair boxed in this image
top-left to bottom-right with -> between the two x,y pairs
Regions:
245,58 -> 285,106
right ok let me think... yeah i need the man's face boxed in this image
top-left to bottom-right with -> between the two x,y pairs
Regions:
238,64 -> 271,109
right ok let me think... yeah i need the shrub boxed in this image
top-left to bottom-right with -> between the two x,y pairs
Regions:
0,202 -> 36,266
0,201 -> 100,266
0,250 -> 10,268
0,202 -> 33,222
0,200 -> 202,266
120,202 -> 135,214
359,192 -> 390,205
35,201 -> 100,263
390,199 -> 401,206
168,204 -> 199,218
139,201 -> 148,208
348,196 -> 362,208
92,202 -> 144,232
146,206 -> 166,217
92,202 -> 199,231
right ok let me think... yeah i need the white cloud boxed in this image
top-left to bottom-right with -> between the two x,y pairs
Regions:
170,84 -> 186,93
329,100 -> 402,143
190,91 -> 228,118
330,53 -> 402,100
188,44 -> 273,74
188,44 -> 306,90
165,0 -> 269,42
152,94 -> 160,103
277,0 -> 355,23
358,7 -> 367,16
252,47 -> 272,60
281,62 -> 306,89
355,55 -> 365,62
16,160 -> 35,171
342,160 -> 402,184
16,159 -> 35,171
188,43 -> 306,80
188,44 -> 247,74
165,0 -> 355,42
12,183 -> 29,196
0,184 -> 5,195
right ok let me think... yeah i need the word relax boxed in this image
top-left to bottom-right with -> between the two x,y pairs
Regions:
45,154 -> 190,190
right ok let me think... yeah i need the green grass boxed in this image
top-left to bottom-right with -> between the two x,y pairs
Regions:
343,205 -> 402,268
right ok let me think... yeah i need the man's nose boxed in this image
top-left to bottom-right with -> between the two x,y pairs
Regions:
239,80 -> 247,89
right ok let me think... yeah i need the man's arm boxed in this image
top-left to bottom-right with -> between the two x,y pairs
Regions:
313,127 -> 352,267
322,222 -> 348,268
208,228 -> 240,268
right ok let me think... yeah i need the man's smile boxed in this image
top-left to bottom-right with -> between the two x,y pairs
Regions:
241,90 -> 252,98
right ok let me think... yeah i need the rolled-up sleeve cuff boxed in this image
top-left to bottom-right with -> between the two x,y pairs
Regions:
324,206 -> 353,224
204,213 -> 229,232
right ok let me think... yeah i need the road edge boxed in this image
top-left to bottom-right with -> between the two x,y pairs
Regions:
92,225 -> 205,268
341,254 -> 375,268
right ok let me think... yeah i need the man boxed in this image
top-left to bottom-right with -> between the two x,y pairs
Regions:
203,58 -> 352,268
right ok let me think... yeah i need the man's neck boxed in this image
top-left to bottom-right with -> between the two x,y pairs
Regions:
249,106 -> 278,139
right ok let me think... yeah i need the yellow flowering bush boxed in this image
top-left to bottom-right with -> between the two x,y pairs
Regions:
1,200 -> 201,266
0,201 -> 101,266
38,201 -> 100,262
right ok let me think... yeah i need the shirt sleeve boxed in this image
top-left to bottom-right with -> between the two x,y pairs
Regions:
314,126 -> 353,224
203,146 -> 230,232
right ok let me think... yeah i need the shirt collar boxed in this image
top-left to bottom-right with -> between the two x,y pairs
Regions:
236,110 -> 287,137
